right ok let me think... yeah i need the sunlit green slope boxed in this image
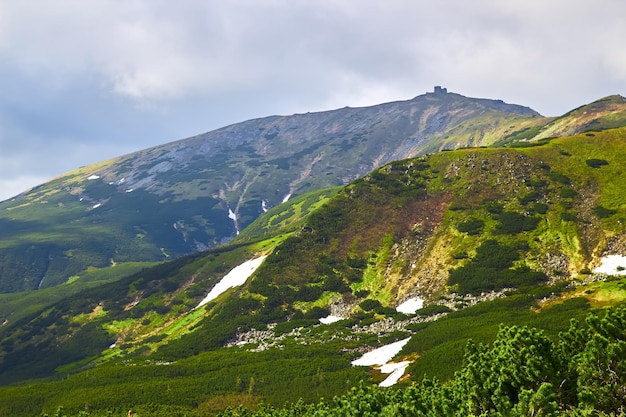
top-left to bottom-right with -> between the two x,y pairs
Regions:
1,127 -> 625,416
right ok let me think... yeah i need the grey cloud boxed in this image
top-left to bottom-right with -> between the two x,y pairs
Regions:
0,0 -> 624,201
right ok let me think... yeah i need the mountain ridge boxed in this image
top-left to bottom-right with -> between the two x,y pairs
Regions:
0,89 -> 550,292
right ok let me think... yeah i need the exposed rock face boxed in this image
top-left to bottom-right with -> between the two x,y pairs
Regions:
0,92 -> 543,291
106,91 -> 539,206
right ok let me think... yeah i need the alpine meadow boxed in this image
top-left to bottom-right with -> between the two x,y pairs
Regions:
1,90 -> 626,417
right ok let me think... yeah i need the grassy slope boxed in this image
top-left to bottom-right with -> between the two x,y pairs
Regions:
1,130 -> 625,416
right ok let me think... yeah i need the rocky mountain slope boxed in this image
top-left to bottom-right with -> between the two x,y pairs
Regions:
0,89 -> 547,292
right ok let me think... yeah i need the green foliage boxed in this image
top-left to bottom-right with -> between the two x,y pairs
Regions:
559,187 -> 579,199
413,304 -> 452,316
2,127 -> 626,417
456,217 -> 485,235
359,299 -> 383,312
449,240 -> 548,294
206,307 -> 626,417
484,201 -> 504,214
493,211 -> 540,235
585,158 -> 609,168
519,190 -> 541,205
593,205 -> 617,218
235,187 -> 341,241
531,202 -> 549,214
547,171 -> 572,185
569,308 -> 626,412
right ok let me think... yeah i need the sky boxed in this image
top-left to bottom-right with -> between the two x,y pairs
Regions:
1,0 -> 625,202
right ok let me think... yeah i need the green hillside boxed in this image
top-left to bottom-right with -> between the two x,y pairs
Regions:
0,90 -> 550,293
1,127 -> 625,416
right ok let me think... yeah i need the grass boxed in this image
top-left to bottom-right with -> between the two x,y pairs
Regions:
1,127 -> 626,415
0,262 -> 155,330
236,187 -> 341,241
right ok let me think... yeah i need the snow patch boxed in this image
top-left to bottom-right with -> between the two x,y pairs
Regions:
396,297 -> 424,315
87,175 -> 100,180
126,188 -> 134,193
594,255 -> 626,276
262,200 -> 268,213
352,337 -> 412,387
92,203 -> 102,209
228,209 -> 240,235
196,256 -> 268,309
319,315 -> 343,324
379,361 -> 411,387
352,338 -> 410,367
282,193 -> 292,203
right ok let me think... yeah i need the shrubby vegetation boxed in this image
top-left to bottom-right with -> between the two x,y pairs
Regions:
25,307 -> 626,416
493,211 -> 540,235
449,240 -> 548,294
456,217 -> 484,235
2,130 -> 626,416
585,158 -> 609,168
213,307 -> 626,417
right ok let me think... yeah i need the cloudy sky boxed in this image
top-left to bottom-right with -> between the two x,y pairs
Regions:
1,0 -> 625,201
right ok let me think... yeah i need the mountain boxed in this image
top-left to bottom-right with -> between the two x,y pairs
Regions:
0,89 -> 547,293
533,94 -> 626,139
1,120 -> 625,416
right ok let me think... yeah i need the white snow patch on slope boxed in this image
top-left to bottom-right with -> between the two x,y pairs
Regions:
282,193 -> 292,203
352,337 -> 412,387
319,315 -> 343,324
352,338 -> 410,366
196,256 -> 268,309
87,175 -> 100,180
594,255 -> 626,276
228,209 -> 240,235
396,297 -> 424,315
379,361 -> 411,387
262,200 -> 268,213
92,203 -> 102,209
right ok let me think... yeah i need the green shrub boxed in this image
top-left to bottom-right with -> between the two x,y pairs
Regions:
415,304 -> 452,316
561,212 -> 577,222
484,201 -> 504,214
559,188 -> 578,199
303,306 -> 330,319
456,218 -> 485,235
585,158 -> 609,168
593,205 -> 617,218
493,211 -> 540,235
532,203 -> 549,214
519,191 -> 541,205
359,299 -> 383,312
547,172 -> 571,185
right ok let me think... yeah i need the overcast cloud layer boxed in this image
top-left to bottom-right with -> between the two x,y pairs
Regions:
1,0 -> 625,201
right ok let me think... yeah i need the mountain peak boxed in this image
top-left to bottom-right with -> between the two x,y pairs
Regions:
0,91 -> 613,293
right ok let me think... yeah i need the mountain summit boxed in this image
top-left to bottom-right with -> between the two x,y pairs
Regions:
0,90 -> 547,292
